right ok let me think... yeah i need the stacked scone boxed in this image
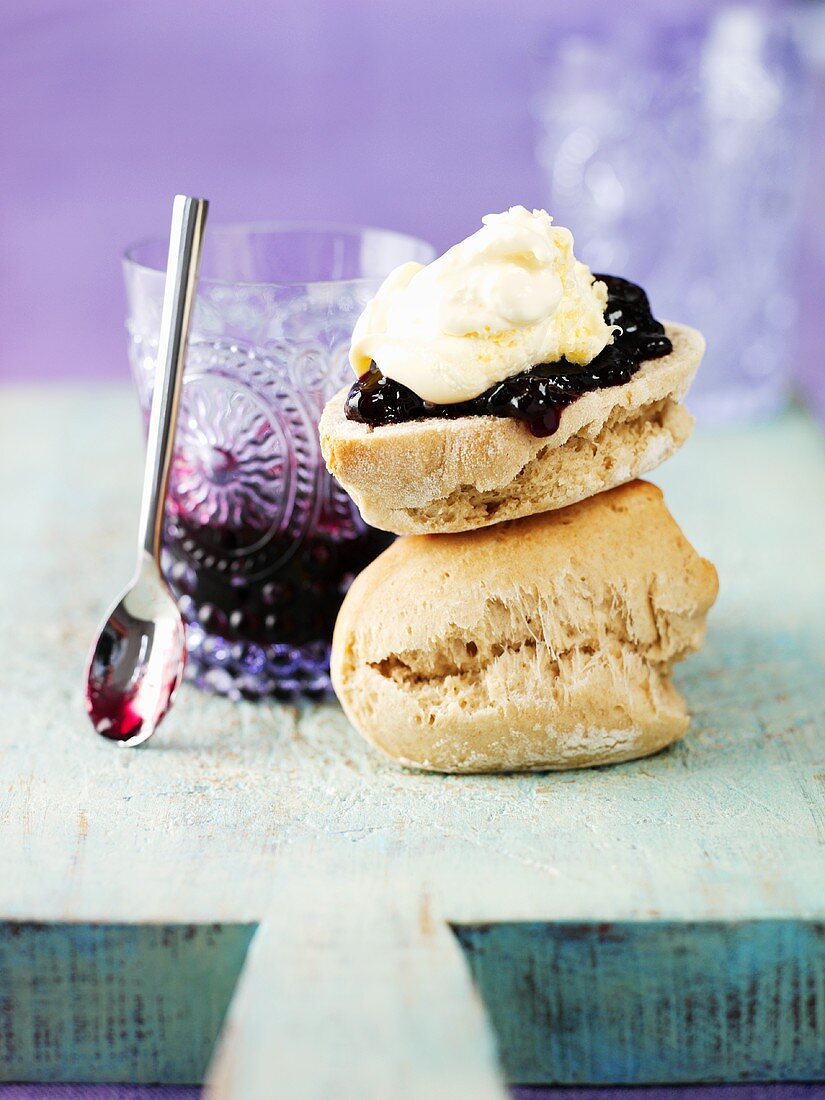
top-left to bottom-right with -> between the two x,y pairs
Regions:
321,207 -> 718,772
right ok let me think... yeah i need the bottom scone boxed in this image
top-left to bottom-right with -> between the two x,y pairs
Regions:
331,481 -> 718,773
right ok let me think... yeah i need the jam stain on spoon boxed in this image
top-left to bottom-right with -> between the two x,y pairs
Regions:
85,567 -> 187,744
85,195 -> 208,746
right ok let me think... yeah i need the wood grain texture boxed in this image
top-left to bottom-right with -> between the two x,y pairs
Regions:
0,387 -> 824,1092
455,920 -> 825,1083
206,856 -> 505,1100
0,922 -> 255,1083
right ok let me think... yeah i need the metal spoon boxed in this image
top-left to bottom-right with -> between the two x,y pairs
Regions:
85,195 -> 208,746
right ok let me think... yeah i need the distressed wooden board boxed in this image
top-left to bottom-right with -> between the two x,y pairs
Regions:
207,857 -> 506,1100
0,922 -> 256,1083
454,920 -> 825,1084
0,387 -> 824,1093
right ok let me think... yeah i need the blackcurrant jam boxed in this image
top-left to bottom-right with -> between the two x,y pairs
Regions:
162,512 -> 392,702
345,274 -> 672,438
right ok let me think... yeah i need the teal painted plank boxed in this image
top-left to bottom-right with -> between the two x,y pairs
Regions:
0,923 -> 256,1083
454,920 -> 825,1085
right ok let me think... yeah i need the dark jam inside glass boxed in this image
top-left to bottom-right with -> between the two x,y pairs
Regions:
162,512 -> 393,701
344,274 -> 672,438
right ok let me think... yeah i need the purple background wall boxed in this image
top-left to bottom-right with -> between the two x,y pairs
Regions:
2,0 -> 824,402
3,0 -> 552,383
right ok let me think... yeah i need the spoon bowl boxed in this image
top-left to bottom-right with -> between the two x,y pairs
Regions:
86,554 -> 186,746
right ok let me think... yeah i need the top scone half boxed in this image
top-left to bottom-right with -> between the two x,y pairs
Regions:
320,208 -> 704,536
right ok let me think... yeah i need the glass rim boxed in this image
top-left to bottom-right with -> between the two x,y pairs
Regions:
122,218 -> 436,289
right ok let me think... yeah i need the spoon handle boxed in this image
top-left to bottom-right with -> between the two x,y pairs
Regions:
137,195 -> 208,561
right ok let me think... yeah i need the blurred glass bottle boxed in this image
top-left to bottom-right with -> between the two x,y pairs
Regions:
533,3 -> 811,424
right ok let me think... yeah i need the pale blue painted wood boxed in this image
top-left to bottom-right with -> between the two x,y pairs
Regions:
0,389 -> 823,1094
208,860 -> 506,1100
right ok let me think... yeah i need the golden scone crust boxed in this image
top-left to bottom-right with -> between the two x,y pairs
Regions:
331,481 -> 718,773
320,322 -> 703,535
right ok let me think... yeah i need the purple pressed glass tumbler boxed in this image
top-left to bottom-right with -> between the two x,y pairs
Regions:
124,223 -> 435,700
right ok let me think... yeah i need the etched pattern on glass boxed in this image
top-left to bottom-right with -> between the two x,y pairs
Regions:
127,279 -> 386,701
